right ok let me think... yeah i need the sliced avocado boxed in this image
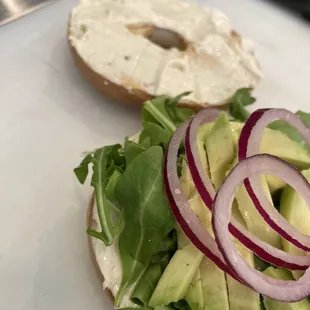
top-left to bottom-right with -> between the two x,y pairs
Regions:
179,160 -> 195,201
205,112 -> 235,190
199,256 -> 229,310
226,238 -> 260,310
234,174 -> 282,249
280,169 -> 310,280
230,122 -> 310,193
230,122 -> 310,170
263,267 -> 310,310
225,204 -> 261,310
265,175 -> 287,195
185,269 -> 204,310
260,128 -> 310,170
149,243 -> 203,307
197,122 -> 213,178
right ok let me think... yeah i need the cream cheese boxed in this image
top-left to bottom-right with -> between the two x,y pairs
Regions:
92,206 -> 136,308
69,0 -> 262,106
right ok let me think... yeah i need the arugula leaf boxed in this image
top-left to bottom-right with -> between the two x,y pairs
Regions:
115,146 -> 175,305
74,144 -> 125,246
105,169 -> 122,212
165,92 -> 193,127
228,88 -> 256,122
131,264 -> 163,306
139,122 -> 171,150
151,252 -> 172,271
124,138 -> 146,166
142,93 -> 193,133
142,96 -> 177,132
74,154 -> 93,184
153,230 -> 177,255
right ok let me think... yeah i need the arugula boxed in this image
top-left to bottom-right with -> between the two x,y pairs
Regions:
74,144 -> 125,246
131,264 -> 163,306
105,169 -> 122,212
124,138 -> 146,166
115,146 -> 175,305
139,122 -> 171,150
154,230 -> 177,255
228,88 -> 256,122
142,93 -> 193,133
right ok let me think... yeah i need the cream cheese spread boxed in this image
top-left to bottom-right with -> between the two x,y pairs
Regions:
69,0 -> 262,106
92,206 -> 136,308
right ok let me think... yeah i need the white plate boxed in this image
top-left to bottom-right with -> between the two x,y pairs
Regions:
0,0 -> 310,309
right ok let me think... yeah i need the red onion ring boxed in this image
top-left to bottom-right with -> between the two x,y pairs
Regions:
212,154 -> 310,302
164,120 -> 238,279
239,109 -> 310,251
185,109 -> 310,270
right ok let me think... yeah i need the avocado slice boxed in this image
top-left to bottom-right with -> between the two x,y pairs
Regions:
263,267 -> 310,310
230,122 -> 310,193
199,256 -> 230,310
185,269 -> 204,310
205,115 -> 260,310
149,243 -> 203,307
234,174 -> 282,249
225,204 -> 260,310
205,112 -> 235,190
230,122 -> 310,170
226,238 -> 260,310
150,188 -> 206,307
280,169 -> 310,279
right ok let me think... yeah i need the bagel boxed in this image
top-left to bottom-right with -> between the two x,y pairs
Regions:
68,0 -> 262,109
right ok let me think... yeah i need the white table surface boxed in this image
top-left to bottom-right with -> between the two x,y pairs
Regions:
0,0 -> 310,309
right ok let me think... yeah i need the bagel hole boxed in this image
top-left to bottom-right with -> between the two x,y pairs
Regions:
127,24 -> 187,51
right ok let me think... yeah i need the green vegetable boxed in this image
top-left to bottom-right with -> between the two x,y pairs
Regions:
105,168 -> 122,212
115,146 -> 175,306
185,270 -> 204,310
142,93 -> 193,133
164,92 -> 193,127
131,264 -> 163,306
139,122 -> 171,150
154,230 -> 177,255
74,154 -> 93,184
74,145 -> 125,246
124,138 -> 146,166
228,88 -> 256,122
149,243 -> 203,307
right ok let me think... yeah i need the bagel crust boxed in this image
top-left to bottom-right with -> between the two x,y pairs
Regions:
68,0 -> 261,108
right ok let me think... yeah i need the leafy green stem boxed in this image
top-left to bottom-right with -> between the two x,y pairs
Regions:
94,188 -> 114,246
144,100 -> 177,133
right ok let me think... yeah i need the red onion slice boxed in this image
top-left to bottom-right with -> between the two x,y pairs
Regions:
185,108 -> 310,270
164,120 -> 238,279
239,109 -> 310,251
212,154 -> 310,302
